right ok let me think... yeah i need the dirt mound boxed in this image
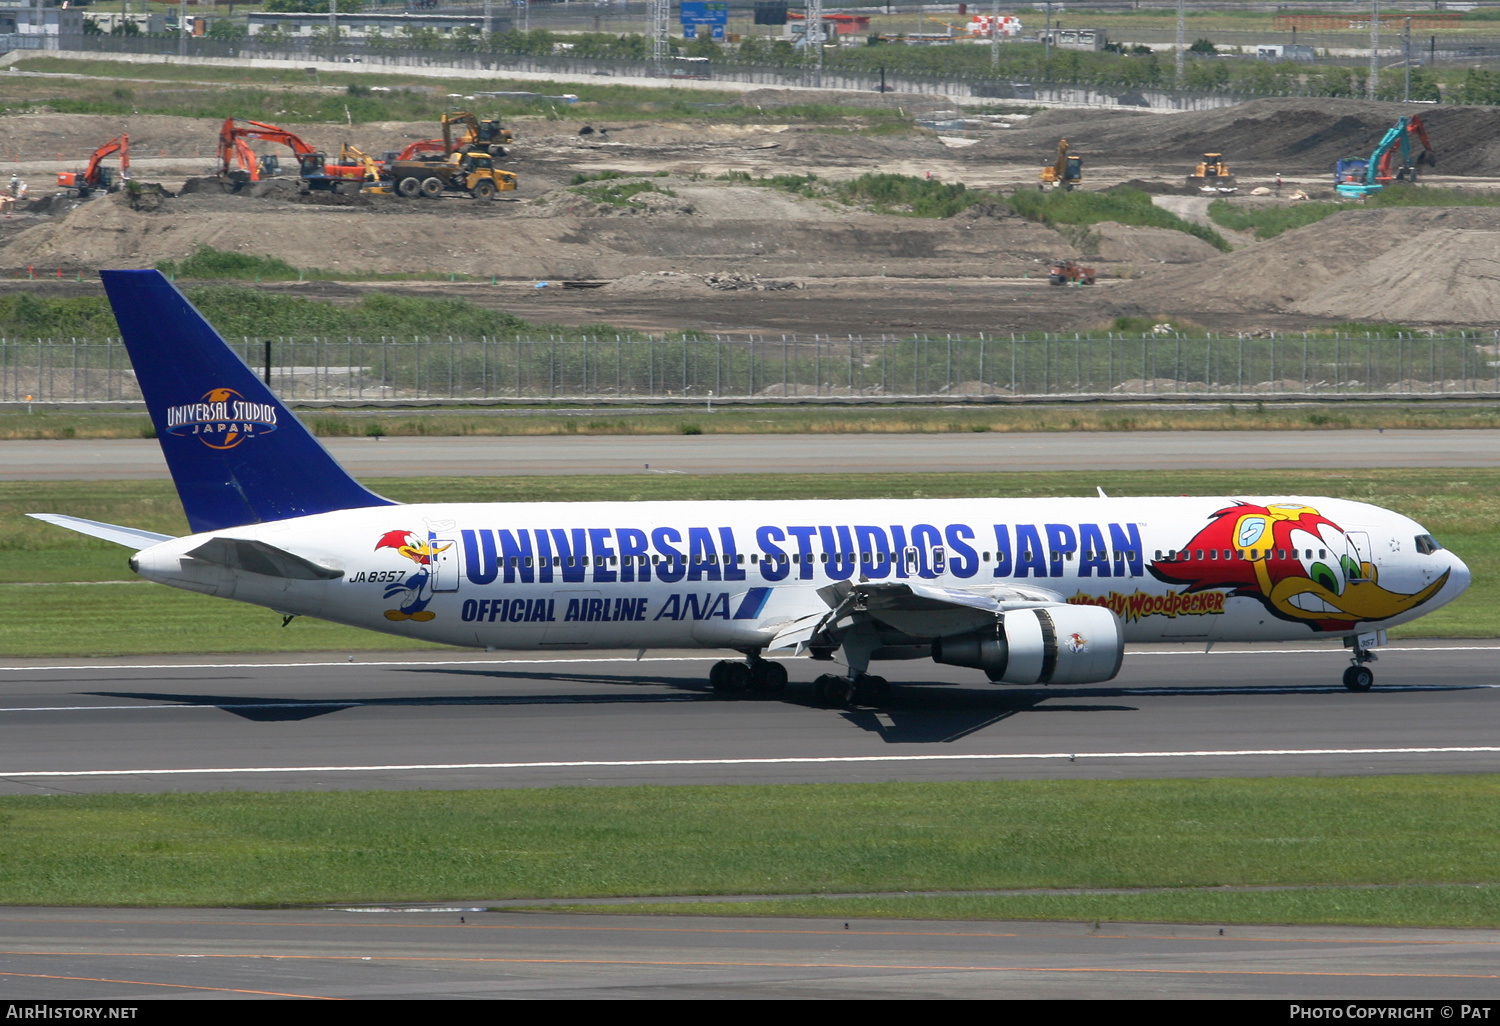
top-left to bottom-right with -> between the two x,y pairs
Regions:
1113,206 -> 1500,324
1294,228 -> 1500,323
965,97 -> 1495,177
1086,221 -> 1220,264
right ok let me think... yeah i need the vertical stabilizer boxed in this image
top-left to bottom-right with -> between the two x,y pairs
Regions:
102,269 -> 393,533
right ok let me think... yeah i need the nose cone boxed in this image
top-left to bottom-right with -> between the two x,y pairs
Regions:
1445,549 -> 1472,603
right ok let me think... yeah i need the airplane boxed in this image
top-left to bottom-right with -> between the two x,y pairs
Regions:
30,271 -> 1471,704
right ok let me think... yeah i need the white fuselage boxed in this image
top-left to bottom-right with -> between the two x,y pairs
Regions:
129,495 -> 1470,663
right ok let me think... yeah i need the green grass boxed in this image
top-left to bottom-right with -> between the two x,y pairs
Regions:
1008,187 -> 1230,252
1209,185 -> 1500,241
726,172 -> 999,219
569,179 -> 675,208
11,404 -> 1500,442
1,468 -> 1495,655
0,778 -> 1497,914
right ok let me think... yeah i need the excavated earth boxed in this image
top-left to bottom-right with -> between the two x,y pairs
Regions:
0,94 -> 1497,334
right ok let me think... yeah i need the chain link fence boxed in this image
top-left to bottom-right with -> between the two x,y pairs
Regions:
5,333 -> 1500,404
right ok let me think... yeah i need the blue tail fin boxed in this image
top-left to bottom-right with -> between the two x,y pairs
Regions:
102,269 -> 393,533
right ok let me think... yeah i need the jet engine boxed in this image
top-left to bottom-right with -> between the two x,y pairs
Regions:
930,605 -> 1124,685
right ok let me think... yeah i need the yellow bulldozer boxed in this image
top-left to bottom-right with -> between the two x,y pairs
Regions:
1187,152 -> 1237,193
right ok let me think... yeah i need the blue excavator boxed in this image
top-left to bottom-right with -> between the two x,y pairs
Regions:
1335,115 -> 1435,198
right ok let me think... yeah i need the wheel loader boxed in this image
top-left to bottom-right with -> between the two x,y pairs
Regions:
1187,152 -> 1237,194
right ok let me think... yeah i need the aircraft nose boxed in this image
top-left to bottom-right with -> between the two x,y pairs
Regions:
1446,549 -> 1472,599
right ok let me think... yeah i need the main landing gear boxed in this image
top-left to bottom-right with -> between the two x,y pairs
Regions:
709,655 -> 788,696
811,673 -> 891,708
1343,636 -> 1378,692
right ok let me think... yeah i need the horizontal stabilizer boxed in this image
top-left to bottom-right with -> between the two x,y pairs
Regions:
187,537 -> 343,581
26,513 -> 174,549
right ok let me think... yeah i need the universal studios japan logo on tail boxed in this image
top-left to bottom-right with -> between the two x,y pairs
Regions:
165,388 -> 279,450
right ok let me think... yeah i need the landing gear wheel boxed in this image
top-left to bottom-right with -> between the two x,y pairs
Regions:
854,675 -> 891,707
749,660 -> 788,694
709,660 -> 750,694
1343,665 -> 1374,692
812,673 -> 855,708
471,178 -> 496,200
397,176 -> 422,198
419,176 -> 444,198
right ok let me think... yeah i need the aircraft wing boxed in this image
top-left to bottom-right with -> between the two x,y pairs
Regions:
766,579 -> 1067,652
26,513 -> 175,549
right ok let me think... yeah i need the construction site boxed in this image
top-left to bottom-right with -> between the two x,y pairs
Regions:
2,83 -> 1499,341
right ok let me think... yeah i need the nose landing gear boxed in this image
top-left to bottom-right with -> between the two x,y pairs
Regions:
1342,635 -> 1379,692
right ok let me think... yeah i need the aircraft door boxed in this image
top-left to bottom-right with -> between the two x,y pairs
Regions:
429,537 -> 459,592
931,545 -> 947,576
1344,531 -> 1372,582
903,546 -> 919,576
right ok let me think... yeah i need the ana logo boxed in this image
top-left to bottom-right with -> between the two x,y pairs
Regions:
164,387 -> 278,450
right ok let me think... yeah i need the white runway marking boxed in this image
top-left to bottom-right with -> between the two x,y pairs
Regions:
0,646 -> 1496,673
3,746 -> 1499,779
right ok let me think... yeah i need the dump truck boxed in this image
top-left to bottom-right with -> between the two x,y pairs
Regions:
1049,259 -> 1096,286
386,150 -> 517,200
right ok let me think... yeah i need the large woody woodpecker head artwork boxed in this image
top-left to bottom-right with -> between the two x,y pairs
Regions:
1148,502 -> 1447,632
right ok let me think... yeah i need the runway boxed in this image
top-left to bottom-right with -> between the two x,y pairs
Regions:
1,643 -> 1497,794
2,908 -> 1498,999
3,429 -> 1499,479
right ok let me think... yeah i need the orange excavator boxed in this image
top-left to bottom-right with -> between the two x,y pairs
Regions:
216,118 -> 364,193
58,135 -> 129,197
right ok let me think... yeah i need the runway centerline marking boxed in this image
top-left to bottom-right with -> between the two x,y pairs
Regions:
4,746 -> 1500,779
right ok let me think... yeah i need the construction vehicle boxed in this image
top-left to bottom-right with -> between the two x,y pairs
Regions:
338,143 -> 392,192
1186,152 -> 1236,194
386,150 -> 517,200
1049,258 -> 1096,286
384,138 -> 447,164
1335,115 -> 1435,198
442,110 -> 511,158
1040,138 -> 1082,191
57,135 -> 129,197
216,118 -> 363,193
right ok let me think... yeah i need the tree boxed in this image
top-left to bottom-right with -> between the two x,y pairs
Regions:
1188,38 -> 1216,54
207,20 -> 246,42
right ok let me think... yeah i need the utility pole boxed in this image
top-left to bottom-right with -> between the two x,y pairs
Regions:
991,0 -> 1000,70
329,0 -> 337,49
178,0 -> 186,56
484,0 -> 493,40
808,0 -> 823,87
1175,0 -> 1184,88
1044,1 -> 1052,68
1404,16 -> 1412,102
648,0 -> 669,76
1368,0 -> 1379,100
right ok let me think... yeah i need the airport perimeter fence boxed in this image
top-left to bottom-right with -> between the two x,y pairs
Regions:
5,332 -> 1500,405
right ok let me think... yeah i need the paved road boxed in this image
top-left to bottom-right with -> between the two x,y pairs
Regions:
2,429 -> 1498,480
2,908 -> 1497,999
1,644 -> 1496,794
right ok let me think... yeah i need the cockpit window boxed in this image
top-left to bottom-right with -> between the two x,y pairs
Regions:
1415,534 -> 1443,555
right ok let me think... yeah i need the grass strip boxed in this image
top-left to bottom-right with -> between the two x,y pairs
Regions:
0,778 -> 1496,915
1209,185 -> 1500,241
11,404 -> 1500,443
1008,186 -> 1230,252
2,468 -> 1495,653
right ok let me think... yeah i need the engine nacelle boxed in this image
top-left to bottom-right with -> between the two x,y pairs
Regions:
930,605 -> 1124,685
